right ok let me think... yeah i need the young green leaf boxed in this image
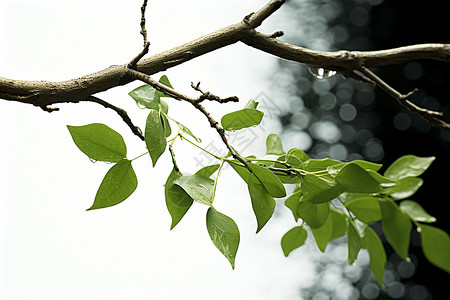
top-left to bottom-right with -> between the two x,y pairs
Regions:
247,163 -> 286,198
244,99 -> 259,109
206,207 -> 240,269
248,174 -> 276,233
380,200 -> 412,260
178,123 -> 202,143
221,109 -> 264,131
286,148 -> 310,163
174,174 -> 214,206
129,85 -> 161,110
347,222 -> 361,265
87,159 -> 137,210
281,226 -> 308,257
266,134 -> 284,155
165,168 -> 194,230
303,158 -> 341,173
384,155 -> 435,180
335,163 -> 381,193
345,197 -> 382,223
301,174 -> 344,203
158,75 -> 174,90
384,177 -> 423,200
67,123 -> 126,163
145,109 -> 167,167
362,226 -> 386,289
400,200 -> 436,223
195,164 -> 220,178
296,201 -> 330,228
418,224 -> 450,273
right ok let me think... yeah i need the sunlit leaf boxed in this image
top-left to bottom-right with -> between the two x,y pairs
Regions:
248,174 -> 276,233
384,177 -> 423,200
206,207 -> 240,269
281,226 -> 308,257
145,109 -> 167,167
165,168 -> 193,230
174,174 -> 214,206
266,134 -> 284,155
67,123 -> 126,163
400,200 -> 436,223
384,155 -> 435,180
335,163 -> 381,193
87,159 -> 137,210
221,109 -> 264,131
419,224 -> 450,273
380,200 -> 412,260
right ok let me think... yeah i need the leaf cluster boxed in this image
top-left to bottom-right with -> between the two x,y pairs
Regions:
67,76 -> 450,286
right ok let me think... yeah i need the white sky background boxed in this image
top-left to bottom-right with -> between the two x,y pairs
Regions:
0,1 -> 321,300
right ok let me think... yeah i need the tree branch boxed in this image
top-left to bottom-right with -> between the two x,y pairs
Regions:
1,0 -> 450,130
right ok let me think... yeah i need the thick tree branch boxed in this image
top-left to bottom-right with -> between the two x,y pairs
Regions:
1,0 -> 450,130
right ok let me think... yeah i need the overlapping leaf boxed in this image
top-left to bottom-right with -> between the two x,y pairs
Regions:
248,174 -> 276,233
145,109 -> 167,166
165,168 -> 193,229
174,174 -> 214,206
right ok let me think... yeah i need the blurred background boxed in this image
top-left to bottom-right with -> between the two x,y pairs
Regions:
1,0 -> 449,299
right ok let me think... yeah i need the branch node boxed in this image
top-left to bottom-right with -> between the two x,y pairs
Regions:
270,31 -> 284,38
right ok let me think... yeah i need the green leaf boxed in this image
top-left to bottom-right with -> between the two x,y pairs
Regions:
367,170 -> 398,186
345,197 -> 382,223
286,148 -> 310,163
296,201 -> 330,228
335,163 -> 381,193
281,226 -> 308,257
158,75 -> 174,90
196,164 -> 220,178
400,200 -> 436,223
284,189 -> 302,221
304,158 -> 341,173
221,109 -> 264,131
206,207 -> 240,269
384,177 -> 423,200
347,222 -> 361,265
165,168 -> 193,230
178,123 -> 202,143
129,85 -> 161,110
229,161 -> 251,183
266,134 -> 284,155
310,210 -> 347,252
67,123 -> 126,163
248,174 -> 276,233
87,159 -> 137,210
327,160 -> 382,176
419,224 -> 450,273
161,113 -> 172,138
174,174 -> 214,206
362,226 -> 386,289
247,163 -> 286,198
384,155 -> 435,180
244,99 -> 259,109
301,174 -> 344,203
145,109 -> 167,167
380,200 -> 412,260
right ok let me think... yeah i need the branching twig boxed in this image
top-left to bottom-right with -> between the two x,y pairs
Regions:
190,82 -> 239,103
128,0 -> 150,70
88,96 -> 144,140
360,67 -> 450,132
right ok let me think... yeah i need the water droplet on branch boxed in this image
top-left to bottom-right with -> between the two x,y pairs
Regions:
308,66 -> 337,79
89,158 -> 97,163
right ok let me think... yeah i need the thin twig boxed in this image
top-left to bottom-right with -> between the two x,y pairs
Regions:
360,66 -> 450,132
88,96 -> 144,140
128,0 -> 151,70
